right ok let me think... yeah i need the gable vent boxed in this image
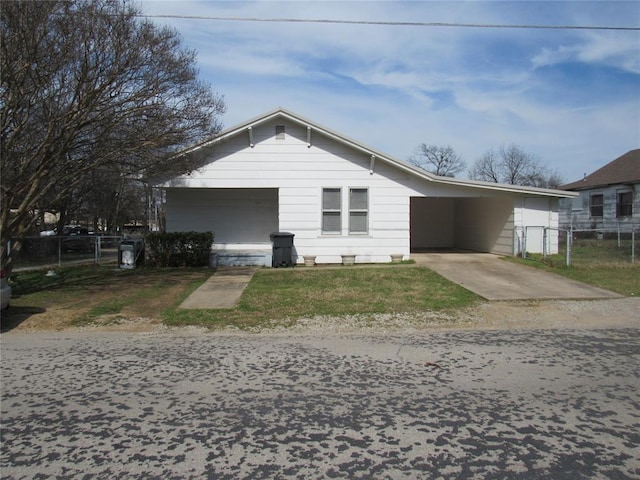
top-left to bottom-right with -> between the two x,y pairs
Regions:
275,125 -> 285,139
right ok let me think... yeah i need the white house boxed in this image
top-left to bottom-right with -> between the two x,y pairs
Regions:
159,108 -> 576,266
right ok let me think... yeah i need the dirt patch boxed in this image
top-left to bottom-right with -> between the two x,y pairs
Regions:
4,296 -> 638,334
1,271 -> 205,333
460,297 -> 640,330
244,297 -> 640,335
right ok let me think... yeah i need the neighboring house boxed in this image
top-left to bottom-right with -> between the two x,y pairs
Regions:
559,149 -> 640,230
159,108 -> 575,266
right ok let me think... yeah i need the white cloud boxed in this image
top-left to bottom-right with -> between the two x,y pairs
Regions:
139,0 -> 639,182
531,32 -> 640,73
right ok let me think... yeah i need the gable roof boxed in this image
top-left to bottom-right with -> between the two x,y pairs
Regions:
169,107 -> 575,198
561,149 -> 640,191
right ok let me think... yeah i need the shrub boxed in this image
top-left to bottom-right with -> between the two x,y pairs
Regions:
145,231 -> 213,267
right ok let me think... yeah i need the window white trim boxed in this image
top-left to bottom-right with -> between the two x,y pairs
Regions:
349,187 -> 369,234
321,187 -> 342,234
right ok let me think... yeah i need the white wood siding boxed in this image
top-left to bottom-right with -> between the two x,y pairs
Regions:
164,119 -> 561,263
454,197 -> 515,255
514,197 -> 560,254
167,121 -> 420,263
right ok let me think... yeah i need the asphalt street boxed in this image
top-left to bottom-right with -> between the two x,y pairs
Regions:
1,328 -> 639,479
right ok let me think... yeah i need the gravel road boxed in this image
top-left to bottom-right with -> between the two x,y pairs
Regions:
2,319 -> 639,479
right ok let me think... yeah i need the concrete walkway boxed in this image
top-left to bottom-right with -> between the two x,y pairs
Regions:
412,252 -> 622,301
178,266 -> 260,309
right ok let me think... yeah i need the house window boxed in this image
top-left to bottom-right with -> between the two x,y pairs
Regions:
617,191 -> 633,217
349,188 -> 368,234
322,188 -> 341,233
590,194 -> 603,218
275,125 -> 285,140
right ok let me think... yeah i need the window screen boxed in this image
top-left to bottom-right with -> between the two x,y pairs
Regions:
322,188 -> 341,233
590,194 -> 603,218
349,188 -> 368,233
617,191 -> 633,217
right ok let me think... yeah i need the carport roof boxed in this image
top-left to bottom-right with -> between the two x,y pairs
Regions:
168,107 -> 577,199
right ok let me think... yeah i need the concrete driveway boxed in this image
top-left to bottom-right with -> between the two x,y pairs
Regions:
412,253 -> 622,301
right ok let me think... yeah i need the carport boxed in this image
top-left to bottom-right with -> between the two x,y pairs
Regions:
410,196 -> 515,255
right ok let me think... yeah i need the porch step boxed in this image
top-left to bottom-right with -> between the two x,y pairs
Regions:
211,250 -> 272,267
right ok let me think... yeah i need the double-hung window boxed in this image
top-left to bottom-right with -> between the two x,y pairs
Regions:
322,187 -> 369,234
590,194 -> 603,218
617,191 -> 633,217
349,188 -> 368,234
322,188 -> 341,233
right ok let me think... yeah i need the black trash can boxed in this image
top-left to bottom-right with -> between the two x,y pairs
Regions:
270,232 -> 295,267
119,237 -> 145,269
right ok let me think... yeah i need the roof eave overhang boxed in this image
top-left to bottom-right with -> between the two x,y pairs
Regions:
163,107 -> 579,198
431,177 -> 579,198
563,180 -> 640,192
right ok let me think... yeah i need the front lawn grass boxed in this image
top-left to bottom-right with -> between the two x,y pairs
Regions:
507,255 -> 639,297
163,267 -> 480,330
9,257 -> 637,332
7,264 -> 479,331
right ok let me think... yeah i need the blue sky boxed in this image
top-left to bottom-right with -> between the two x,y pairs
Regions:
140,1 -> 639,183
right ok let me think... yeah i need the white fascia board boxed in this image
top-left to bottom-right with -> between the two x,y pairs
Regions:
426,176 -> 580,198
176,108 -> 285,156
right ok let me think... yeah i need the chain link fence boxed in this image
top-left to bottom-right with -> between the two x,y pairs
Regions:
9,236 -> 123,271
520,224 -> 637,266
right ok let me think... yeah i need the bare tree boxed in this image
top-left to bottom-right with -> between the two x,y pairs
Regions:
543,172 -> 565,189
468,144 -> 563,188
1,0 -> 226,270
468,150 -> 501,183
409,144 -> 466,177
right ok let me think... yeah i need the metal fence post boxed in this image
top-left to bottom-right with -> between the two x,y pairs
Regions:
522,226 -> 528,259
543,228 -> 548,259
58,236 -> 62,268
632,228 -> 636,264
566,228 -> 571,267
